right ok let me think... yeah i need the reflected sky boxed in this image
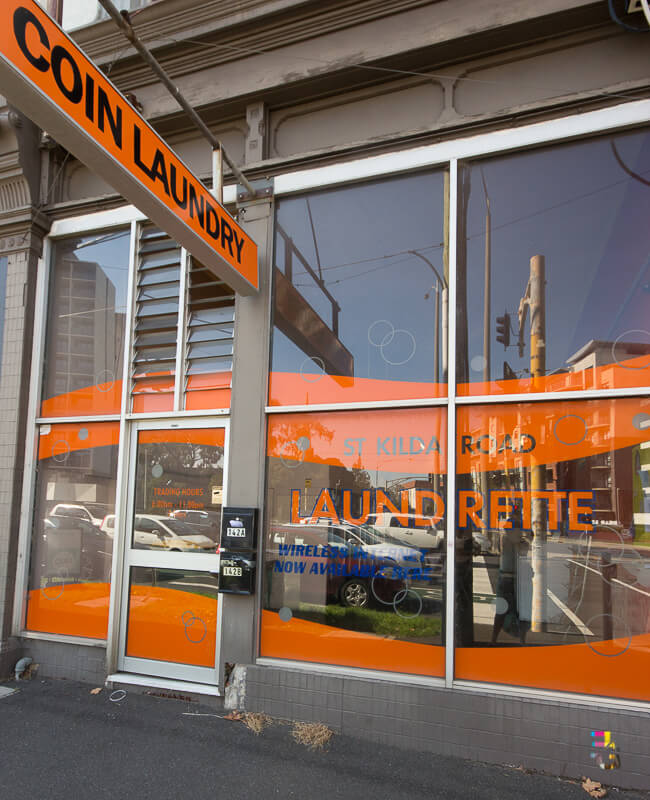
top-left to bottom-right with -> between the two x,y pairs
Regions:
462,128 -> 650,381
273,170 -> 446,383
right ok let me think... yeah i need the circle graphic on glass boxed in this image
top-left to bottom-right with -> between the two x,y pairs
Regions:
300,357 -> 325,383
584,614 -> 632,657
278,606 -> 293,622
494,597 -> 509,615
367,320 -> 394,347
182,611 -> 208,644
632,412 -> 650,433
280,440 -> 305,469
41,580 -> 65,601
470,355 -> 487,373
51,439 -> 70,463
96,369 -> 116,391
151,464 -> 163,479
553,414 -> 587,446
611,330 -> 650,371
380,328 -> 417,366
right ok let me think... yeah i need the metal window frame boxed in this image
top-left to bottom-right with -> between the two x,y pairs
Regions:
115,414 -> 229,685
260,98 -> 650,708
12,96 -> 650,709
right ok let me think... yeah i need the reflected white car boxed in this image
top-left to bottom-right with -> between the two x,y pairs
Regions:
101,514 -> 217,551
364,513 -> 444,550
51,503 -> 102,527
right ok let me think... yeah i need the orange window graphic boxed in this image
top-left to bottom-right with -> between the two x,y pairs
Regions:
454,397 -> 650,702
262,408 -> 447,678
26,421 -> 119,639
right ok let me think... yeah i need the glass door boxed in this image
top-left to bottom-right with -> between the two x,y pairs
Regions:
117,420 -> 227,683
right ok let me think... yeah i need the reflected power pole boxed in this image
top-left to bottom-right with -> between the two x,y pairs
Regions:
519,255 -> 547,632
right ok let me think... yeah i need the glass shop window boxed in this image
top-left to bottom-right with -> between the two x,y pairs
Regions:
25,422 -> 118,639
457,127 -> 650,396
455,397 -> 650,702
41,230 -> 130,417
261,407 -> 447,677
269,170 -> 448,406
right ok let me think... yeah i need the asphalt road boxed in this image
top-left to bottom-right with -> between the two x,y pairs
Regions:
0,678 -> 646,800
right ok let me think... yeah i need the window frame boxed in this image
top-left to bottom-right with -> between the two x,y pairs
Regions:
12,96 -> 650,711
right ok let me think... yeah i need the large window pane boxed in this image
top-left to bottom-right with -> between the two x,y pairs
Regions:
270,171 -> 448,406
457,128 -> 650,396
41,230 -> 130,417
262,408 -> 446,677
26,422 -> 118,639
131,429 -> 224,552
126,568 -> 218,667
455,397 -> 650,702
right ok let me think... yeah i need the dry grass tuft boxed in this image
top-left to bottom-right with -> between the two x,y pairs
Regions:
242,712 -> 272,735
291,721 -> 334,750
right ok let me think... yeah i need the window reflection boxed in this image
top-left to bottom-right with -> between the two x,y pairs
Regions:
457,128 -> 650,396
41,231 -> 130,417
455,398 -> 650,701
270,171 -> 448,405
26,422 -> 118,639
262,408 -> 446,677
132,429 -> 224,552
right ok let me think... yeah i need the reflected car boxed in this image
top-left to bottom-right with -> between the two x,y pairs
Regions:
50,503 -> 103,527
101,514 -> 217,551
363,512 -> 444,550
168,509 -> 221,539
133,515 -> 217,551
269,524 -> 408,609
331,522 -> 424,570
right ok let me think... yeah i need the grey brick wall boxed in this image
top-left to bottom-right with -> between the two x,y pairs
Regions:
21,640 -> 107,685
242,664 -> 650,792
0,245 -> 36,675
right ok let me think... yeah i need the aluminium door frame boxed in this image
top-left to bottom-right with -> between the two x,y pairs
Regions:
116,415 -> 229,684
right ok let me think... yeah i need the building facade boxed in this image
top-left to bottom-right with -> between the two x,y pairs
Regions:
1,0 -> 649,790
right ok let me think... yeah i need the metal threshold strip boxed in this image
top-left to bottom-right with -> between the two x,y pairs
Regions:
106,673 -> 221,697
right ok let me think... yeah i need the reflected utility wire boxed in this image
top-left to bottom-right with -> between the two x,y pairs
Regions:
292,166 -> 650,286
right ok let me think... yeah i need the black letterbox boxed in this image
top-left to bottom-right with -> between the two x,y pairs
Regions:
219,553 -> 256,595
220,506 -> 258,551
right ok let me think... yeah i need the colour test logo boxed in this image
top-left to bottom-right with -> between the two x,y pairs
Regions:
590,731 -> 620,770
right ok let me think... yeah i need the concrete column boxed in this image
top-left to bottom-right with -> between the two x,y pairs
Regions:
218,196 -> 273,680
0,231 -> 46,677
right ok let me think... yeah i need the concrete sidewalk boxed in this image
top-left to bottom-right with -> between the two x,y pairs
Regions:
0,678 -> 645,800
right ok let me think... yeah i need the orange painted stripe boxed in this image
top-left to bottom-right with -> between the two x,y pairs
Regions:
26,583 -> 110,639
456,633 -> 650,702
456,396 -> 650,474
260,609 -> 445,677
40,381 -> 123,418
269,372 -> 446,406
38,421 -> 120,461
139,428 -> 225,447
458,352 -> 650,396
268,407 -> 447,475
126,585 -> 217,667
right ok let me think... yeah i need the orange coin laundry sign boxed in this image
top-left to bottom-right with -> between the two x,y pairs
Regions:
0,0 -> 258,294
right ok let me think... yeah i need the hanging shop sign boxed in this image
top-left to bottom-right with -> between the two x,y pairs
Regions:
0,1 -> 258,294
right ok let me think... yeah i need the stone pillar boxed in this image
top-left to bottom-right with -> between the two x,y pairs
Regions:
0,108 -> 50,677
